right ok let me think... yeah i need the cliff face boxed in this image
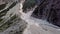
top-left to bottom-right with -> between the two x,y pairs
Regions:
32,0 -> 60,27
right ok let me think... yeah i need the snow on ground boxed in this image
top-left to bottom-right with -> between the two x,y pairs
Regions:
21,11 -> 60,34
20,6 -> 60,34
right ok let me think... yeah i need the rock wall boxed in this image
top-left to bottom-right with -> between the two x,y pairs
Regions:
32,0 -> 60,27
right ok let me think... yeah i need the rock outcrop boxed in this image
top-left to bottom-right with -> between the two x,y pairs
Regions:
32,0 -> 60,27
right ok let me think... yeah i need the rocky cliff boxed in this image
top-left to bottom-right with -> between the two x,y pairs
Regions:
32,0 -> 60,27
